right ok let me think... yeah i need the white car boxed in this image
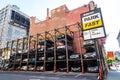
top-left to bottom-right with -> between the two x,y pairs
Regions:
116,65 -> 120,70
23,58 -> 28,62
21,66 -> 27,70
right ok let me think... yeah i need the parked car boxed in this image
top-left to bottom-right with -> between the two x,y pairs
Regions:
71,66 -> 81,72
2,63 -> 13,70
83,40 -> 94,46
18,49 -> 22,53
57,55 -> 66,60
14,66 -> 20,70
70,54 -> 80,59
23,58 -> 28,62
84,46 -> 95,53
0,63 -> 2,70
23,49 -> 28,53
37,48 -> 44,53
39,39 -> 54,47
57,34 -> 73,44
28,65 -> 34,71
47,46 -> 54,52
59,67 -> 67,72
57,45 -> 73,52
83,52 -> 97,59
57,34 -> 73,41
87,66 -> 98,73
16,58 -> 21,62
29,58 -> 36,62
18,49 -> 28,54
39,57 -> 45,61
47,57 -> 54,61
30,49 -> 36,54
36,66 -> 44,71
116,65 -> 120,71
21,66 -> 27,71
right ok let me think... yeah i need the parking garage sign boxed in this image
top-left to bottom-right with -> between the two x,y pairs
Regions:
81,8 -> 106,40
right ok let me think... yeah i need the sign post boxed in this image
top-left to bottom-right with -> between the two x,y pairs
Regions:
81,8 -> 106,80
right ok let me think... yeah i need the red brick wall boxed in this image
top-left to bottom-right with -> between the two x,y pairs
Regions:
30,1 -> 96,53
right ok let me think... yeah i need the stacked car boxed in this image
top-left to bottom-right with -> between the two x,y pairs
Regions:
2,34 -> 99,73
83,40 -> 99,73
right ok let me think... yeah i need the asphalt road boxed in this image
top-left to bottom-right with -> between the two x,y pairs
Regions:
0,71 -> 98,80
107,70 -> 120,80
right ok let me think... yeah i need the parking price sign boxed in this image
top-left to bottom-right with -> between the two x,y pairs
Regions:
81,8 -> 106,40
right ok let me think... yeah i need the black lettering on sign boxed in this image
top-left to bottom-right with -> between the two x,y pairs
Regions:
84,14 -> 99,22
84,20 -> 99,28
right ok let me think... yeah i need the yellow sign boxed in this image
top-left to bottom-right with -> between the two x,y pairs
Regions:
83,19 -> 102,30
81,8 -> 103,30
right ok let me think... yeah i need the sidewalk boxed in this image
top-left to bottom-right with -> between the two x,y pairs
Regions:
106,70 -> 120,80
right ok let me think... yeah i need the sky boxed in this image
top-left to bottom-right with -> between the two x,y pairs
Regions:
0,0 -> 120,51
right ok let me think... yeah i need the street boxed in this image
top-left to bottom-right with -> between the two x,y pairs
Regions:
107,70 -> 120,80
0,71 -> 99,80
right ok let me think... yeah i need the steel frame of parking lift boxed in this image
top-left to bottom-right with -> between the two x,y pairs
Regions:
53,26 -> 74,73
77,22 -> 84,74
2,22 -> 106,79
3,23 -> 81,73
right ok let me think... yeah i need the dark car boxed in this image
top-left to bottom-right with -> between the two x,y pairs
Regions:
84,46 -> 95,53
47,46 -> 54,53
87,66 -> 98,73
57,45 -> 73,52
37,48 -> 44,53
2,63 -> 13,70
57,34 -> 73,44
85,60 -> 98,73
39,39 -> 54,47
0,63 -> 2,70
83,52 -> 97,59
29,49 -> 36,54
57,34 -> 73,41
29,58 -> 36,62
36,66 -> 44,71
38,56 -> 45,61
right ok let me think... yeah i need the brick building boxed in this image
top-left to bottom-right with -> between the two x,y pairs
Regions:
30,1 -> 97,54
30,1 -> 96,35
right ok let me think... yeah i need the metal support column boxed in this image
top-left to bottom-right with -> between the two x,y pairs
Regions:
65,26 -> 69,73
77,23 -> 84,74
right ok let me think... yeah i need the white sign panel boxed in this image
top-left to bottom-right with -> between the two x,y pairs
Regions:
90,27 -> 105,39
83,27 -> 106,40
83,30 -> 91,40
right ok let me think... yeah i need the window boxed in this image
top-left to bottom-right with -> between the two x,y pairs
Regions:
15,13 -> 20,21
11,10 -> 15,20
7,26 -> 12,41
11,10 -> 30,28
